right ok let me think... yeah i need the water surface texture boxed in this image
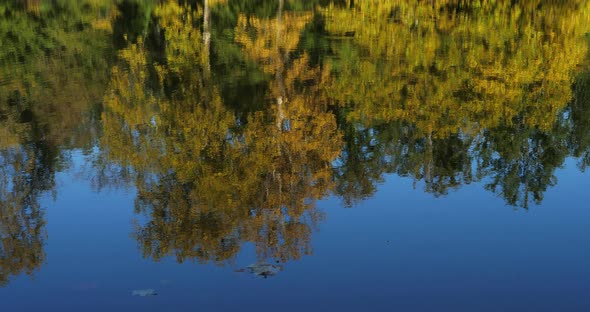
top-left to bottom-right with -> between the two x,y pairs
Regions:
1,1 -> 590,311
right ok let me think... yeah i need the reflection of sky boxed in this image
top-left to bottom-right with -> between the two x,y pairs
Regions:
2,154 -> 590,311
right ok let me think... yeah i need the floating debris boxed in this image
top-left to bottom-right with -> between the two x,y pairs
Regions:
132,289 -> 157,297
245,262 -> 282,278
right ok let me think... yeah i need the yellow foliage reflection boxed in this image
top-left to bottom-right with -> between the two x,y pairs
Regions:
101,1 -> 342,265
322,0 -> 590,136
97,0 -> 590,266
2,0 -> 590,283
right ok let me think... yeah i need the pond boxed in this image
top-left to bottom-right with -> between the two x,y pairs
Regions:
1,1 -> 590,311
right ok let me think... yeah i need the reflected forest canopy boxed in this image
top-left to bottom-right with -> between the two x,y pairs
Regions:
2,0 -> 590,284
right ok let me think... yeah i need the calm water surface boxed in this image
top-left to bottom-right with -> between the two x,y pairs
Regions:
1,1 -> 590,311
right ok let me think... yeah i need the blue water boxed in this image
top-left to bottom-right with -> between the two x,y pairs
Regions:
2,1 -> 590,310
2,154 -> 589,311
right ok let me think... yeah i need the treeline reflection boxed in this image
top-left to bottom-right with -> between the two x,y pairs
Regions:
2,0 -> 590,283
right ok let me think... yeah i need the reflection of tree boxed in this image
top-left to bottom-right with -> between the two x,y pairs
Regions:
222,2 -> 341,262
2,0 -> 589,282
569,71 -> 590,171
322,1 -> 588,134
96,1 -> 590,271
100,1 -> 341,265
0,0 -> 114,286
0,0 -> 113,150
476,120 -> 570,208
323,0 -> 589,133
321,0 -> 590,206
333,118 -> 475,206
0,141 -> 53,286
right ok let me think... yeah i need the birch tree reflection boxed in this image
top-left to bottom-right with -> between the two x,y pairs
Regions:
101,0 -> 341,265
3,0 -> 590,287
97,0 -> 590,267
